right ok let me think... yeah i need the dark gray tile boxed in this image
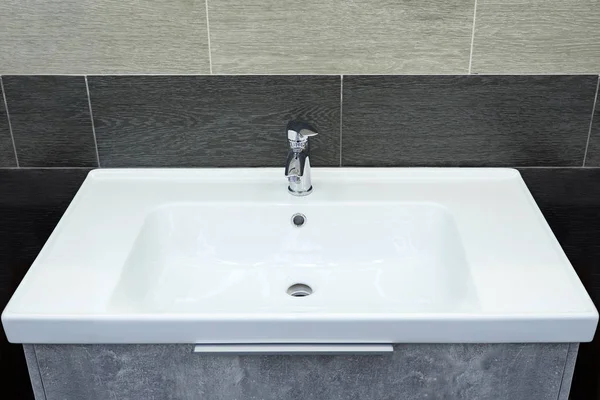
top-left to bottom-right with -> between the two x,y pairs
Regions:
88,76 -> 340,167
519,168 -> 600,400
342,75 -> 597,167
35,343 -> 567,400
2,76 -> 98,167
584,79 -> 600,166
0,78 -> 16,167
0,169 -> 89,400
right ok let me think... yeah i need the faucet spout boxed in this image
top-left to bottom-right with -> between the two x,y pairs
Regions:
286,151 -> 312,194
285,150 -> 307,177
284,120 -> 318,196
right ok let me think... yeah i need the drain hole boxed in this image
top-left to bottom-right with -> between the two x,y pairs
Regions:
291,213 -> 306,227
287,283 -> 312,297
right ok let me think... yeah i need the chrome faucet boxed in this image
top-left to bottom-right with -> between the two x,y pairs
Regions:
285,120 -> 318,196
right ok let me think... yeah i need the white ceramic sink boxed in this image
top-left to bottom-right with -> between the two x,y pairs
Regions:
2,168 -> 597,344
112,202 -> 472,315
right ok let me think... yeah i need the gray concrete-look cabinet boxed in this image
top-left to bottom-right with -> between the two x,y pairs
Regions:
24,343 -> 578,400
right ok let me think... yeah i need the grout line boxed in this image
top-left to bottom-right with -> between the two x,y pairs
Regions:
467,0 -> 478,74
582,75 -> 600,166
205,0 -> 213,74
515,166 -> 600,169
1,72 -> 599,77
0,76 -> 20,167
339,75 -> 343,167
84,76 -> 102,167
0,166 -> 93,170
1,166 -> 599,170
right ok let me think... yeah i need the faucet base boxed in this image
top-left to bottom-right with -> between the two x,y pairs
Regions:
288,186 -> 313,196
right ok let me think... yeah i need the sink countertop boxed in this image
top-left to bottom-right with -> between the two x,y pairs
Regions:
2,168 -> 597,343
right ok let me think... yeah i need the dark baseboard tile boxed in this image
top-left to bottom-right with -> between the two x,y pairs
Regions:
342,75 -> 598,167
1,76 -> 98,168
583,76 -> 600,166
87,75 -> 341,168
0,77 -> 17,167
0,167 -> 91,400
518,167 -> 600,400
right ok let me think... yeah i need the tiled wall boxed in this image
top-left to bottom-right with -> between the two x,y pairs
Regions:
1,74 -> 599,167
1,74 -> 600,399
0,0 -> 599,74
1,1 -> 599,399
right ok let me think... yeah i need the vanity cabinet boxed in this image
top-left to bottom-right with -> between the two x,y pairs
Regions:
24,343 -> 578,400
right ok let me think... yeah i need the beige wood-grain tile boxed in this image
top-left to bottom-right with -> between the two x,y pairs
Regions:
472,0 -> 600,74
0,0 -> 209,74
208,0 -> 474,74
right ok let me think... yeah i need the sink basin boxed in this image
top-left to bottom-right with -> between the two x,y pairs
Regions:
111,202 -> 473,315
2,168 -> 597,343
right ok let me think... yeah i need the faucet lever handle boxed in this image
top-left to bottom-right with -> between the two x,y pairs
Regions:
287,120 -> 318,141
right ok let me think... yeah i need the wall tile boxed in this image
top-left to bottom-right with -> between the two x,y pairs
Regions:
208,0 -> 474,74
342,76 -> 597,167
584,81 -> 600,166
2,76 -> 98,167
519,168 -> 600,400
0,0 -> 209,74
0,169 -> 89,400
88,76 -> 340,167
472,0 -> 600,74
35,343 -> 567,400
0,79 -> 16,167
